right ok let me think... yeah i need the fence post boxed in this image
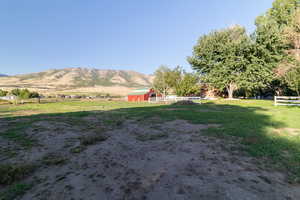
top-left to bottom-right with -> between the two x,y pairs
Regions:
274,96 -> 277,106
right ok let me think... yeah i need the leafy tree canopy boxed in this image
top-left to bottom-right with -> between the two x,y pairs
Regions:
254,0 -> 300,95
174,73 -> 201,96
153,66 -> 176,97
188,25 -> 264,98
284,66 -> 300,95
153,66 -> 201,97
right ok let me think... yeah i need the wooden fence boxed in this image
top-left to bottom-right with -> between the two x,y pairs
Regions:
274,96 -> 300,106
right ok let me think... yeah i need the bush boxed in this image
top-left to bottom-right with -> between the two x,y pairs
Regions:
29,92 -> 40,98
11,89 -> 21,97
0,89 -> 8,97
10,89 -> 40,99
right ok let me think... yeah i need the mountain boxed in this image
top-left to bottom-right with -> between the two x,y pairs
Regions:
0,74 -> 7,77
0,68 -> 154,96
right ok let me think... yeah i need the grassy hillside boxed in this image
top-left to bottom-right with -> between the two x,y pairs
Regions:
0,68 -> 153,96
0,68 -> 152,87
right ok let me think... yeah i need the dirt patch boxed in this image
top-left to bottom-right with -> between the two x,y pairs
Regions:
163,120 -> 220,133
1,119 -> 299,200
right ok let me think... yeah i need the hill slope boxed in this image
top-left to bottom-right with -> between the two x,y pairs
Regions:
0,68 -> 153,95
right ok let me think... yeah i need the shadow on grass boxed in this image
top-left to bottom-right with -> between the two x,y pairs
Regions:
1,101 -> 300,182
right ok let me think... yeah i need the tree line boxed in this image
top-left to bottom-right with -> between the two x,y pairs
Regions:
0,89 -> 40,99
154,0 -> 300,98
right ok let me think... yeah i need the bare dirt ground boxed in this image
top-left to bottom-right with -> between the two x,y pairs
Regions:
1,118 -> 300,200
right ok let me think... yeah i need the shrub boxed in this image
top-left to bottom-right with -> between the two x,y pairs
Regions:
0,89 -> 8,97
10,89 -> 40,99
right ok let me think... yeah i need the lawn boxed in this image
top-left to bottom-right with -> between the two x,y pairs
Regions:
0,99 -> 300,199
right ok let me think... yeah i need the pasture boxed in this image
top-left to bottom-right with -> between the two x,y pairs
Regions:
0,99 -> 300,199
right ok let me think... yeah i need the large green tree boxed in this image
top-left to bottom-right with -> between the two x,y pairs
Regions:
285,66 -> 300,95
188,26 -> 260,99
153,66 -> 180,97
255,0 -> 300,95
153,66 -> 201,97
174,73 -> 200,96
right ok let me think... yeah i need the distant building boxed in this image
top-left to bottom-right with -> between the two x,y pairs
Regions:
0,95 -> 17,101
127,88 -> 158,102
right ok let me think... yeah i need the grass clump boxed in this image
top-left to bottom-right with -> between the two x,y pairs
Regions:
70,146 -> 86,154
1,121 -> 35,147
0,164 -> 35,185
136,133 -> 168,142
0,183 -> 32,200
41,153 -> 67,166
80,133 -> 108,146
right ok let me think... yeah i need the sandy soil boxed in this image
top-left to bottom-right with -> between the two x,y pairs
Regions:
1,119 -> 300,200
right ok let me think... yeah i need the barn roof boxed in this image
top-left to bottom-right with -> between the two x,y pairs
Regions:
128,88 -> 150,95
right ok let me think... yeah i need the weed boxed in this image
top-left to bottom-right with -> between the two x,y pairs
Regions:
70,146 -> 86,153
136,133 -> 168,142
0,164 -> 36,185
80,133 -> 108,146
0,183 -> 32,200
0,148 -> 17,158
1,121 -> 35,147
41,153 -> 67,166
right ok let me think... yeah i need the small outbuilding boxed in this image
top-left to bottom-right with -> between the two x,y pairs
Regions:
127,88 -> 157,102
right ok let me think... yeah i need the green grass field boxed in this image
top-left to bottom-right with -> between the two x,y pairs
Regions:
1,99 -> 300,183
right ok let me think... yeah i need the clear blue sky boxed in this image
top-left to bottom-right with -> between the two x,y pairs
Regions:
0,0 -> 273,75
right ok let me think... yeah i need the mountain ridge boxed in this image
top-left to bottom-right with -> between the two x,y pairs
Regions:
0,67 -> 154,96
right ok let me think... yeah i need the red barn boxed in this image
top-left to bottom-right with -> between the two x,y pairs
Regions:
127,88 -> 156,102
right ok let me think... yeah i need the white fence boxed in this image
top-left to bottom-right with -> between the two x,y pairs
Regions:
148,96 -> 202,103
0,95 -> 17,101
274,96 -> 300,106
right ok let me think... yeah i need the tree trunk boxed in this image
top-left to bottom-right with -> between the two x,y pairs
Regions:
226,83 -> 237,99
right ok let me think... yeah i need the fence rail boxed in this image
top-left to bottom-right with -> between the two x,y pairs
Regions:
148,96 -> 202,103
274,96 -> 300,106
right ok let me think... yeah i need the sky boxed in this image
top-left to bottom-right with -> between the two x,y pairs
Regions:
0,0 -> 274,75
